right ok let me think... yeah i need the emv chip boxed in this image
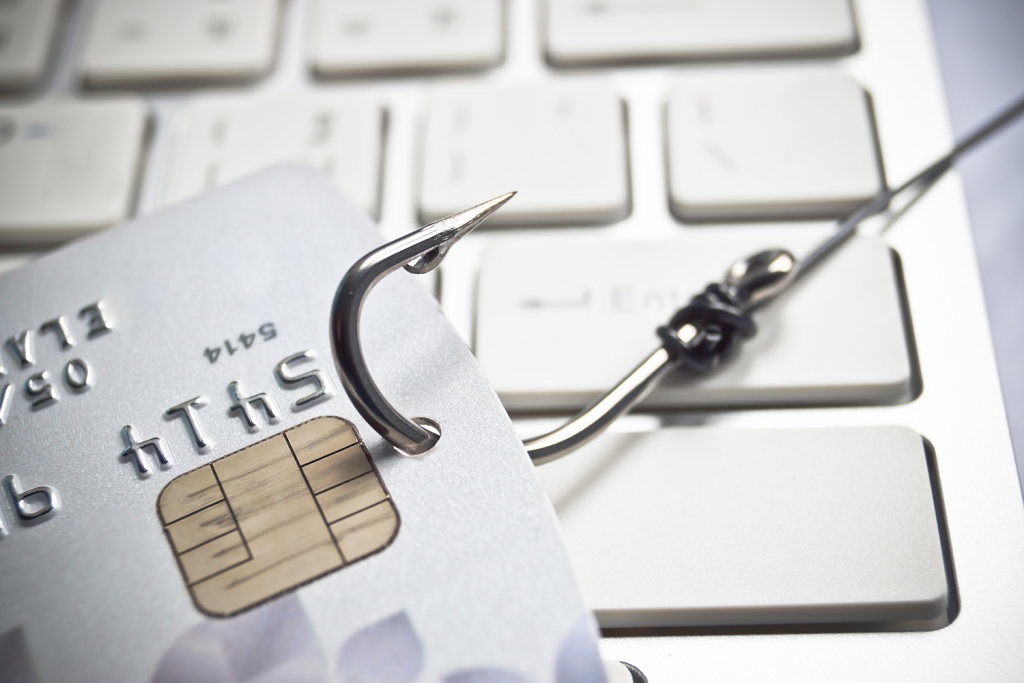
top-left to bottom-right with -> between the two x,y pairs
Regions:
157,416 -> 399,617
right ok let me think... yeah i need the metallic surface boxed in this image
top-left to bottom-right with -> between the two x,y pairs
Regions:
4,474 -> 60,521
227,379 -> 282,429
164,396 -> 209,449
929,0 -> 1024,489
276,350 -> 332,407
526,349 -> 674,465
40,316 -> 75,348
24,370 -> 57,406
62,358 -> 91,389
525,249 -> 795,464
798,90 -> 1024,278
330,192 -> 514,455
0,383 -> 12,426
119,425 -> 172,476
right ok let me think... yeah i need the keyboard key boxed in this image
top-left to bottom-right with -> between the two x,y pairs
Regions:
309,0 -> 503,77
419,82 -> 629,225
81,0 -> 279,87
0,99 -> 148,244
545,0 -> 857,66
474,232 -> 912,410
666,69 -> 883,221
162,93 -> 384,218
0,0 -> 61,90
537,425 -> 948,628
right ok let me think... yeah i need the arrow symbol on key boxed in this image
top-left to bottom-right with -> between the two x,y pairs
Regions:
520,290 -> 591,310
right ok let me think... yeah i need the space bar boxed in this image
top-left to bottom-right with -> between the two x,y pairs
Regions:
536,425 -> 950,629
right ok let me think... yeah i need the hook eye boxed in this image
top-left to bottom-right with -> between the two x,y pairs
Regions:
724,249 -> 797,309
404,246 -> 444,274
409,417 -> 441,454
330,193 -> 515,456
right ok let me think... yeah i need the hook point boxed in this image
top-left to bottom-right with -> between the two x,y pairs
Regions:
404,192 -> 517,274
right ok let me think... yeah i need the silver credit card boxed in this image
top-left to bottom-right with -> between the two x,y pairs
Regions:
0,166 -> 603,683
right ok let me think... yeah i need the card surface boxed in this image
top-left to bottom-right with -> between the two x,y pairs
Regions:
0,166 -> 603,683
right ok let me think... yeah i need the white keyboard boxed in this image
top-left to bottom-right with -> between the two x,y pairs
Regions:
3,0 -> 1024,680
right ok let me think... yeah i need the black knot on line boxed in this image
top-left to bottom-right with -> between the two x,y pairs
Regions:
656,283 -> 757,374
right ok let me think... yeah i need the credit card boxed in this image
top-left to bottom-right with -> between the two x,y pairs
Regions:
0,166 -> 604,683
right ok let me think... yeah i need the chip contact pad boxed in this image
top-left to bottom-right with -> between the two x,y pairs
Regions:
157,416 -> 399,617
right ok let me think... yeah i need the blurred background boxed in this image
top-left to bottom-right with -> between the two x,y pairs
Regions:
930,0 -> 1024,490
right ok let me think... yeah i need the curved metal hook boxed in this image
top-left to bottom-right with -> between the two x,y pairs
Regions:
523,249 -> 798,465
330,193 -> 516,455
332,90 -> 1024,463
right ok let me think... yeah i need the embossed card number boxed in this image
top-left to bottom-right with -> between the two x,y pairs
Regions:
203,322 -> 277,364
158,416 -> 399,617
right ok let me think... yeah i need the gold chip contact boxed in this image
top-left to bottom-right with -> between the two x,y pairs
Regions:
157,416 -> 399,617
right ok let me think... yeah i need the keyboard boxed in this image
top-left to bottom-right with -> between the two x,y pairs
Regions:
3,0 -> 1024,680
